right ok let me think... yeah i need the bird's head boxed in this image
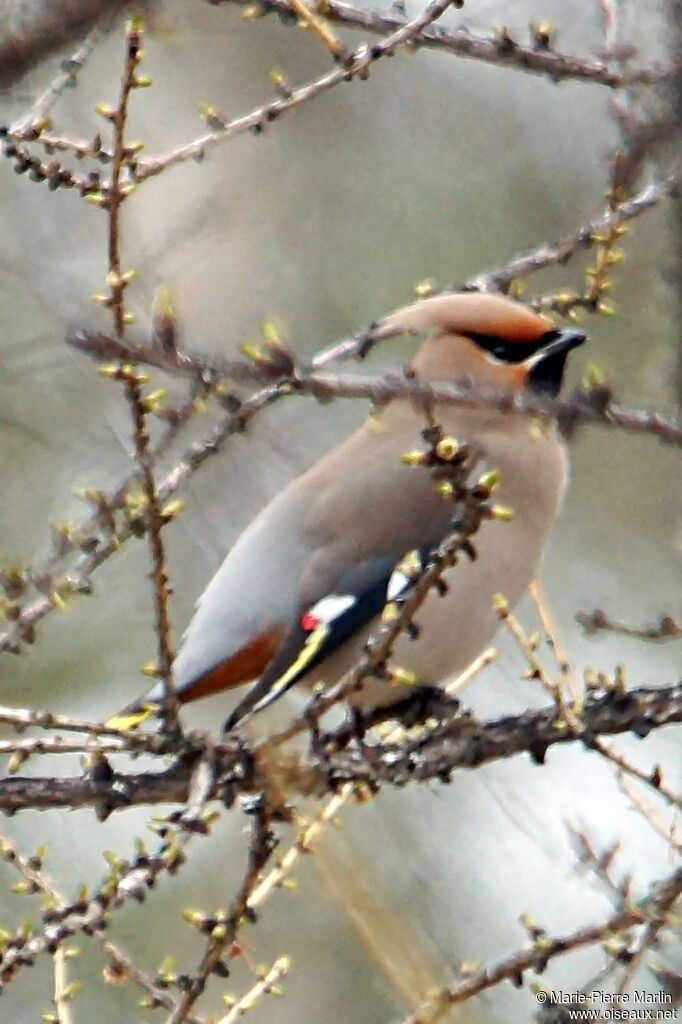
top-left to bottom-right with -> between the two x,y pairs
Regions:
379,293 -> 586,397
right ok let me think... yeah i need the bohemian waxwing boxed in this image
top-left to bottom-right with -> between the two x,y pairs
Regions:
107,293 -> 586,732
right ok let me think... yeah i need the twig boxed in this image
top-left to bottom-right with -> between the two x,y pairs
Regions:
207,0 -> 661,88
577,608 -> 682,642
247,790 -> 350,909
529,579 -> 581,703
52,947 -> 75,1024
463,179 -> 676,293
88,17 -> 179,731
399,865 -> 682,1023
0,827 -> 194,1018
71,333 -> 682,449
0,769 -> 218,991
0,1 -> 122,89
163,799 -> 276,1024
287,0 -> 348,61
3,170 -> 674,656
0,703 -> 163,744
2,683 -> 680,814
216,956 -> 289,1024
9,19 -> 111,140
618,776 -> 681,852
134,0 -> 465,183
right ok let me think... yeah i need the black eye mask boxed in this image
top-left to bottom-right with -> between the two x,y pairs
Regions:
466,330 -> 561,364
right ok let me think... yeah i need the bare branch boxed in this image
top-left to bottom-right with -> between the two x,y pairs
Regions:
577,608 -> 682,642
133,0 -> 470,183
0,1 -> 124,89
400,864 -> 682,1023
0,683 -> 679,814
207,0 -> 662,89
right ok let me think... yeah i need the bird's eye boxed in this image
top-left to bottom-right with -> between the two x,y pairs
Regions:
467,332 -> 547,364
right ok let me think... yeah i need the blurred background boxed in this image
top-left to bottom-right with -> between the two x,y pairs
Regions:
0,1 -> 680,1021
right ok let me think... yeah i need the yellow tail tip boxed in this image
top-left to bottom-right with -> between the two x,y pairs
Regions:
105,703 -> 158,731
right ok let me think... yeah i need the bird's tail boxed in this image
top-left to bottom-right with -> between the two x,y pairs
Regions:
105,682 -> 165,731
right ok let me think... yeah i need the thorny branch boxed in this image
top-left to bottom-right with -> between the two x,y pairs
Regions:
132,0 -> 464,183
72,332 -> 682,447
0,682 -> 680,814
1,170 -> 678,658
95,21 -> 179,731
400,865 -> 682,1024
0,4 -> 681,1021
207,0 -> 661,89
577,608 -> 682,642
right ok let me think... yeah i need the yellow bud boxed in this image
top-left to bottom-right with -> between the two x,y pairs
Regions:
153,286 -> 174,318
597,302 -> 616,316
582,361 -> 606,388
489,504 -> 514,521
415,278 -> 436,297
141,661 -> 160,678
182,908 -> 204,928
435,436 -> 460,461
400,450 -> 426,466
396,550 -> 422,577
242,3 -> 265,18
94,102 -> 113,119
141,388 -> 167,412
74,487 -> 101,502
8,752 -> 26,774
83,192 -> 107,207
91,292 -> 110,306
491,593 -> 509,615
528,419 -> 547,443
435,480 -> 454,499
134,75 -> 153,88
160,498 -> 185,519
50,590 -> 68,611
477,468 -> 501,491
261,319 -> 281,343
97,364 -> 120,378
390,666 -> 418,686
240,342 -> 266,363
381,602 -> 400,623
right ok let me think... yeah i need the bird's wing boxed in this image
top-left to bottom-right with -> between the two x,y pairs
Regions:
106,408 -> 451,731
223,547 -> 431,730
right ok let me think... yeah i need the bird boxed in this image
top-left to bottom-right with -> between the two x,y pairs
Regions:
106,292 -> 586,733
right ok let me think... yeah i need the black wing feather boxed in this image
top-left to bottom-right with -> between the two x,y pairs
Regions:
223,550 -> 427,731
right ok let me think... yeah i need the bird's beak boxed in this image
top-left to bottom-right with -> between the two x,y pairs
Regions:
528,328 -> 587,396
